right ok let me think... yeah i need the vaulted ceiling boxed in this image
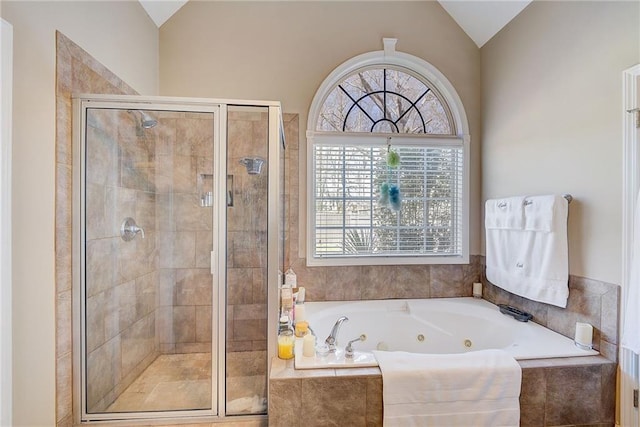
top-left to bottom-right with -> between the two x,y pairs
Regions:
138,0 -> 532,48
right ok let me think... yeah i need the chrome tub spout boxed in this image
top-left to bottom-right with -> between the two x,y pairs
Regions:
325,315 -> 349,352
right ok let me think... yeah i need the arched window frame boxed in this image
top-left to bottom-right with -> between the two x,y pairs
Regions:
306,39 -> 470,266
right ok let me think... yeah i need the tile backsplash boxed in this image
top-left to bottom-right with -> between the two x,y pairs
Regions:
482,257 -> 620,362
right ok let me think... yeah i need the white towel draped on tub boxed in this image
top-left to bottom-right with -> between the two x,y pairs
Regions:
373,349 -> 521,427
485,194 -> 569,308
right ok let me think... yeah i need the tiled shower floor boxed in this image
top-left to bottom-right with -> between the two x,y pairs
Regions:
106,352 -> 267,414
107,352 -> 212,412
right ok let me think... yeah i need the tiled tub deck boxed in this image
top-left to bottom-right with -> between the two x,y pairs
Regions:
269,355 -> 615,427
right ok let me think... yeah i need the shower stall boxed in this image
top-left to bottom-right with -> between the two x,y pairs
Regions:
72,96 -> 284,423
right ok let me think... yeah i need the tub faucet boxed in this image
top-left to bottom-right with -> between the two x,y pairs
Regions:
325,315 -> 348,352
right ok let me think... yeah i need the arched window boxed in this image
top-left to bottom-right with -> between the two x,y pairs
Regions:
317,67 -> 454,135
306,39 -> 469,266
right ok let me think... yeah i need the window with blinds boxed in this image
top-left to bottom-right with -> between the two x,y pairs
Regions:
312,142 -> 463,259
307,62 -> 468,265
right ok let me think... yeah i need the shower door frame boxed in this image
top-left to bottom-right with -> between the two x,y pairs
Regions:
72,95 -> 282,424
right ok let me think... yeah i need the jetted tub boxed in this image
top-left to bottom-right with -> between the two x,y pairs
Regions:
294,297 -> 598,369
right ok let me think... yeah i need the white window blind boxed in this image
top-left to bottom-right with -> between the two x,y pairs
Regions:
311,139 -> 463,260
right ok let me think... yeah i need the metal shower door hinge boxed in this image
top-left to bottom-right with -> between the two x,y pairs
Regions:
634,389 -> 638,408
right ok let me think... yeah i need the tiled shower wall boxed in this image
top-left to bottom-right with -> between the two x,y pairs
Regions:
84,109 -> 160,412
226,109 -> 269,353
56,32 -> 140,425
156,112 -> 214,354
56,34 -> 218,422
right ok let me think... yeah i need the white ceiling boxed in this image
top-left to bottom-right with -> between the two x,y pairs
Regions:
437,0 -> 532,47
139,0 -> 188,28
138,0 -> 532,48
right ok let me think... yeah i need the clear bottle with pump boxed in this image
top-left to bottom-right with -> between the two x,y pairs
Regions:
277,315 -> 295,360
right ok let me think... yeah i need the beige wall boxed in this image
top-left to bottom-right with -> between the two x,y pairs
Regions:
481,1 -> 640,284
0,2 -> 158,425
159,1 -> 483,256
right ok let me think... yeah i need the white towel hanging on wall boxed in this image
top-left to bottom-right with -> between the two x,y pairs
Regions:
485,194 -> 569,308
485,196 -> 526,230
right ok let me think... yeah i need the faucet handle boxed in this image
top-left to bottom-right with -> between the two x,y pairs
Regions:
345,334 -> 366,359
120,217 -> 145,241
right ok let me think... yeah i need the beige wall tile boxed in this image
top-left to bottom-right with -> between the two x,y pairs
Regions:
156,305 -> 174,346
116,279 -> 137,332
545,365 -> 604,425
158,269 -> 177,306
174,193 -> 212,231
176,268 -> 212,306
232,231 -> 267,268
252,268 -> 267,304
121,314 -> 156,374
430,264 -> 467,297
56,32 -> 146,423
169,155 -> 198,194
366,377 -> 383,426
55,223 -> 72,294
56,290 -> 72,357
233,319 -> 267,342
269,379 -> 301,426
56,352 -> 73,422
195,230 -> 213,268
158,231 -> 196,269
302,377 -> 367,426
176,342 -> 211,353
87,336 -> 121,411
86,238 -> 116,297
173,306 -> 196,343
228,268 -> 254,305
195,306 -> 212,343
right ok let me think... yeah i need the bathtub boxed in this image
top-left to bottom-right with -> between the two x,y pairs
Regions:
294,297 -> 598,369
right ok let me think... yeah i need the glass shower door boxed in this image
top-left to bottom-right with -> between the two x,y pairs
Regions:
225,106 -> 269,415
81,106 -> 216,415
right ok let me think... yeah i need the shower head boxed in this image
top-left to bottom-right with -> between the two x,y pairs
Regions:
140,111 -> 158,129
239,157 -> 265,175
129,110 -> 157,129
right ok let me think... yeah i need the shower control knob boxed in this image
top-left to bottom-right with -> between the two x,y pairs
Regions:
120,217 -> 145,241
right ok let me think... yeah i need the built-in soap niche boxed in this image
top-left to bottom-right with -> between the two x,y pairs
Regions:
198,173 -> 213,207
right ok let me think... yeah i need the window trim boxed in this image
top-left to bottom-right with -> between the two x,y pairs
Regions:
306,39 -> 470,266
307,40 -> 470,138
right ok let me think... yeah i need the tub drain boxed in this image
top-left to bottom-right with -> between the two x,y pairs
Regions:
464,339 -> 473,348
417,334 -> 425,342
